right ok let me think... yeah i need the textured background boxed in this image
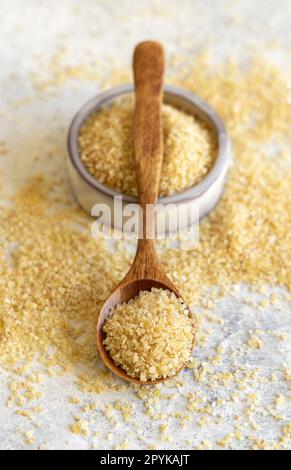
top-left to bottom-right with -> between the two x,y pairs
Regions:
0,0 -> 290,450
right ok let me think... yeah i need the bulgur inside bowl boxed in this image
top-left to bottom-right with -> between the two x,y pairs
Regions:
78,97 -> 216,197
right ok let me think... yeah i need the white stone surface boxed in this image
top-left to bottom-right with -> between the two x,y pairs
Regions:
0,0 -> 290,450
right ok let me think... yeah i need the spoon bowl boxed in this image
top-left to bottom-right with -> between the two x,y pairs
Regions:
97,274 -> 191,385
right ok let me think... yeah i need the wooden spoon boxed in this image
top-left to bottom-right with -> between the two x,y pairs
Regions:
96,41 -> 194,384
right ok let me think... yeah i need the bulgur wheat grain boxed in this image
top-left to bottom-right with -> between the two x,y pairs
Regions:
102,288 -> 194,381
0,55 -> 290,449
78,99 -> 216,197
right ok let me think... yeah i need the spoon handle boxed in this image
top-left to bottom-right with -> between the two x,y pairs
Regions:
130,41 -> 165,277
133,41 -> 165,211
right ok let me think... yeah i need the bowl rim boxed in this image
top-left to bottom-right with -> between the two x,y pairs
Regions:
67,83 -> 231,204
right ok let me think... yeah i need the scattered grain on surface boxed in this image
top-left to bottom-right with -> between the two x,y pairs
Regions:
0,53 -> 290,449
